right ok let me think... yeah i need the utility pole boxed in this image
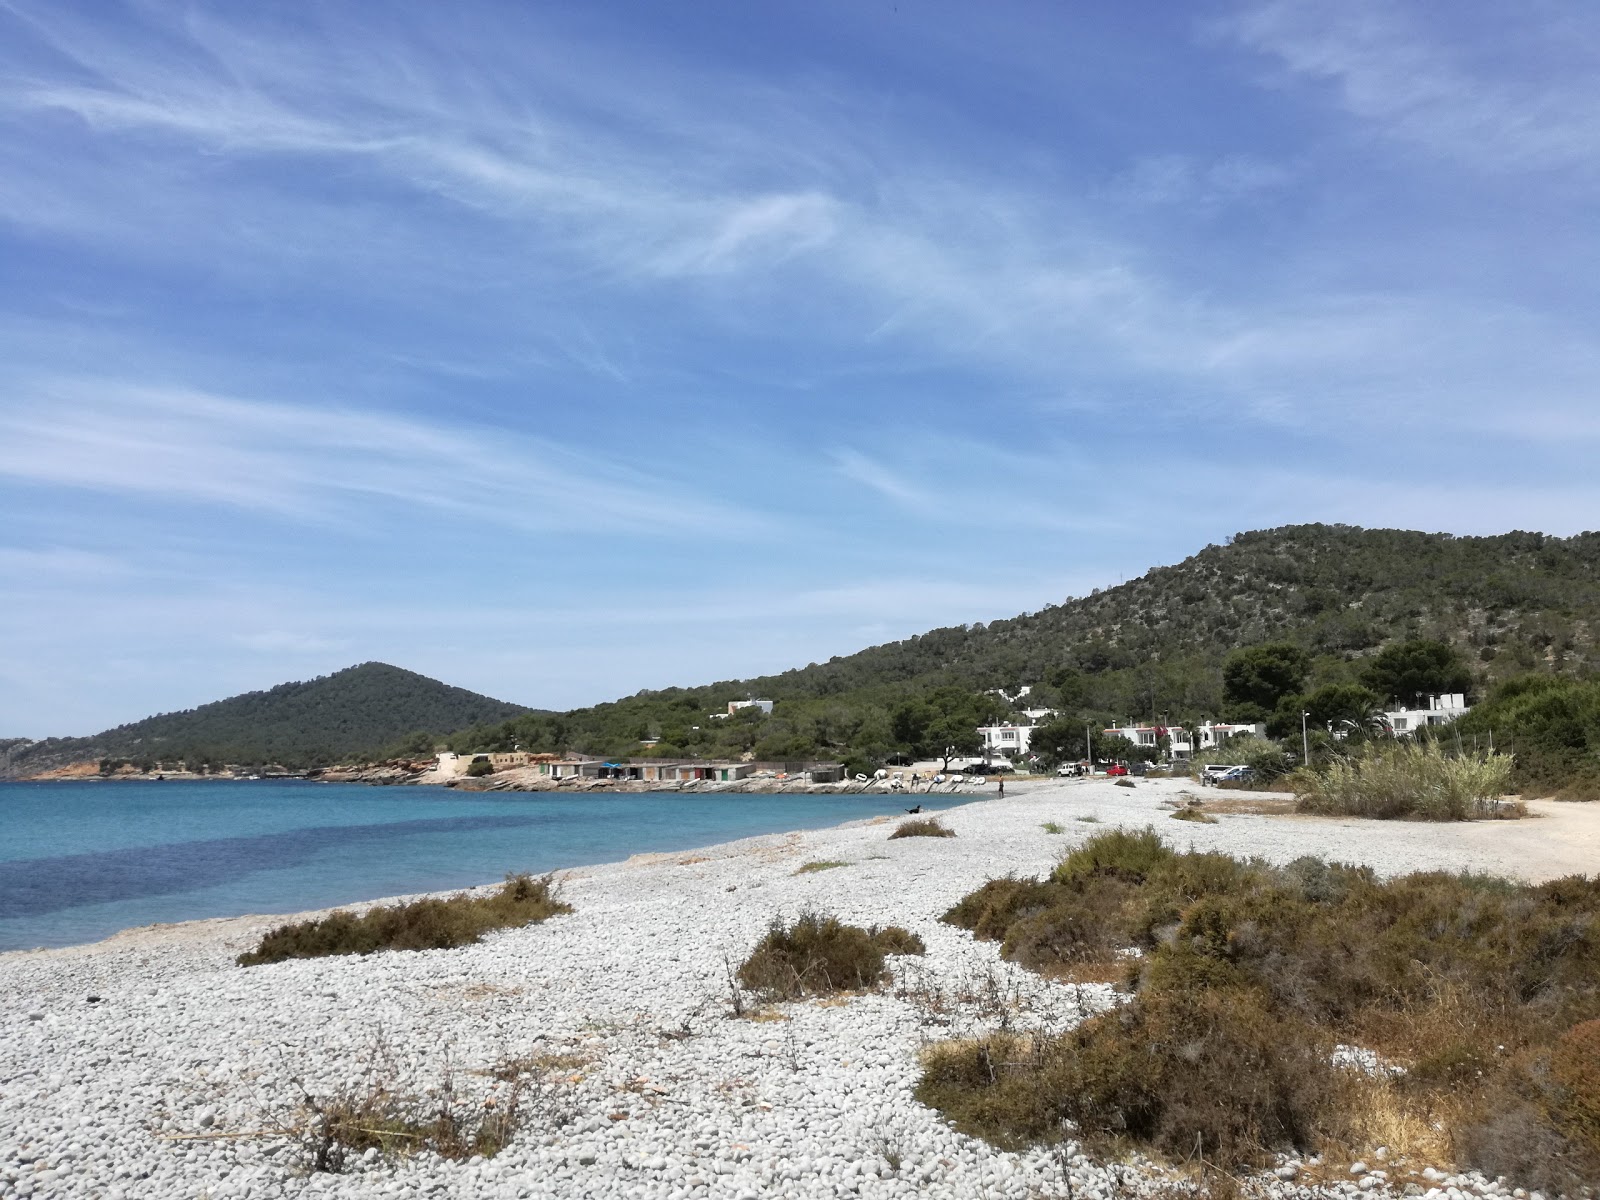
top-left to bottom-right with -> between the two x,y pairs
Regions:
1084,722 -> 1092,771
1301,711 -> 1311,767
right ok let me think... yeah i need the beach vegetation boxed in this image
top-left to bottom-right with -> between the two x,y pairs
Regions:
737,911 -> 925,1000
291,1046 -> 572,1173
923,829 -> 1600,1185
1040,821 -> 1065,834
237,873 -> 570,966
889,817 -> 956,839
463,757 -> 495,777
1169,806 -> 1217,823
795,860 -> 850,874
1288,741 -> 1518,820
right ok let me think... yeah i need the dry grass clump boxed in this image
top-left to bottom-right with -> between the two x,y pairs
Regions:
925,829 -> 1600,1182
889,817 -> 956,839
1289,741 -> 1518,820
1170,807 -> 1218,824
795,860 -> 850,874
737,911 -> 925,1000
1041,821 -> 1065,834
292,1050 -> 570,1173
238,873 -> 570,966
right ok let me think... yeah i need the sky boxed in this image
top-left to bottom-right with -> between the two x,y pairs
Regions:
4,0 -> 1600,735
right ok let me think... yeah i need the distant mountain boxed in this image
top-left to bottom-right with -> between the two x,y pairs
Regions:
13,526 -> 1599,778
4,663 -> 528,777
440,524 -> 1600,763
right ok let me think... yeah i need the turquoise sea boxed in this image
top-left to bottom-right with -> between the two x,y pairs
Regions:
0,780 -> 960,953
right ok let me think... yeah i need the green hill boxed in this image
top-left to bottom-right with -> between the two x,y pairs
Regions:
445,524 -> 1600,766
11,525 -> 1598,785
6,663 -> 528,776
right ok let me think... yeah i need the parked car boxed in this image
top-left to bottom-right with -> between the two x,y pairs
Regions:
1214,766 -> 1256,784
1201,764 -> 1247,784
1105,763 -> 1130,777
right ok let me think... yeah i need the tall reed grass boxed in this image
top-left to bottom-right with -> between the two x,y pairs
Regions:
1290,741 -> 1516,820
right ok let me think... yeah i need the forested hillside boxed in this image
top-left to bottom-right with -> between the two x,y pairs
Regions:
450,525 -> 1600,766
4,663 -> 527,776
9,526 -> 1597,782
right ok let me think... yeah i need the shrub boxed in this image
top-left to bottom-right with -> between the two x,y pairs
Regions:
464,758 -> 495,778
890,818 -> 955,839
1290,741 -> 1517,820
795,860 -> 849,874
1041,821 -> 1065,834
920,833 -> 1600,1180
1194,735 -> 1294,782
293,1050 -> 569,1173
1170,807 -> 1217,823
238,874 -> 570,966
915,989 -> 1332,1164
1052,826 -> 1173,885
1552,1019 -> 1600,1155
737,911 -> 924,1000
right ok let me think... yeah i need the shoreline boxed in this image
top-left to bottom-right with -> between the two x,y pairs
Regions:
5,778 -> 1598,1199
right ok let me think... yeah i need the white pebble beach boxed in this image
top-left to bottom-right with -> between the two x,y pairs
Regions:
4,777 -> 1596,1200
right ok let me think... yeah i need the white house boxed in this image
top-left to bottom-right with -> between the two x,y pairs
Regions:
1384,693 -> 1469,733
978,724 -> 1035,756
710,699 -> 775,719
1103,721 -> 1267,759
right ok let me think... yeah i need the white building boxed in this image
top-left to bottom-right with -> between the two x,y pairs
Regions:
1103,721 -> 1267,759
1384,693 -> 1469,733
978,724 -> 1035,756
709,699 -> 775,719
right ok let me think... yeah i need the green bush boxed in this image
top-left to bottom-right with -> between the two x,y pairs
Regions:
1451,674 -> 1600,796
1052,825 -> 1173,885
1289,741 -> 1517,820
737,912 -> 925,999
889,817 -> 955,839
464,757 -> 495,777
1193,734 -> 1295,782
238,874 -> 570,965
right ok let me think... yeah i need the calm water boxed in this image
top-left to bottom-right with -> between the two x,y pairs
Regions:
0,780 -> 959,952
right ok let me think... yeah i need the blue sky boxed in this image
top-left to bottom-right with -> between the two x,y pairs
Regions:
4,1 -> 1599,735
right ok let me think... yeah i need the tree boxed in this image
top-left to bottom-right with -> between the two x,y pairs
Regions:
1222,643 -> 1311,721
1302,683 -> 1386,733
1028,719 -> 1152,767
1361,639 -> 1472,708
888,687 -> 1008,770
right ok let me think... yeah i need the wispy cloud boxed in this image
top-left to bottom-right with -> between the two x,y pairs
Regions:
1100,153 -> 1295,209
0,379 -> 767,537
4,0 -> 1595,445
830,449 -> 936,513
1220,0 -> 1600,176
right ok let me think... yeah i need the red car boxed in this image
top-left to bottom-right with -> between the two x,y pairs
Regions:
1105,764 -> 1129,777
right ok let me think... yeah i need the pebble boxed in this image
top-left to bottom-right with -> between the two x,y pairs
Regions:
0,779 -> 1526,1199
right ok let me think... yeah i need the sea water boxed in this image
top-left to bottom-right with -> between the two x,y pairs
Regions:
0,779 -> 962,952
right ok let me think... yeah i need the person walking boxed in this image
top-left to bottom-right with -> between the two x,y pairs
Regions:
998,778 -> 1005,798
